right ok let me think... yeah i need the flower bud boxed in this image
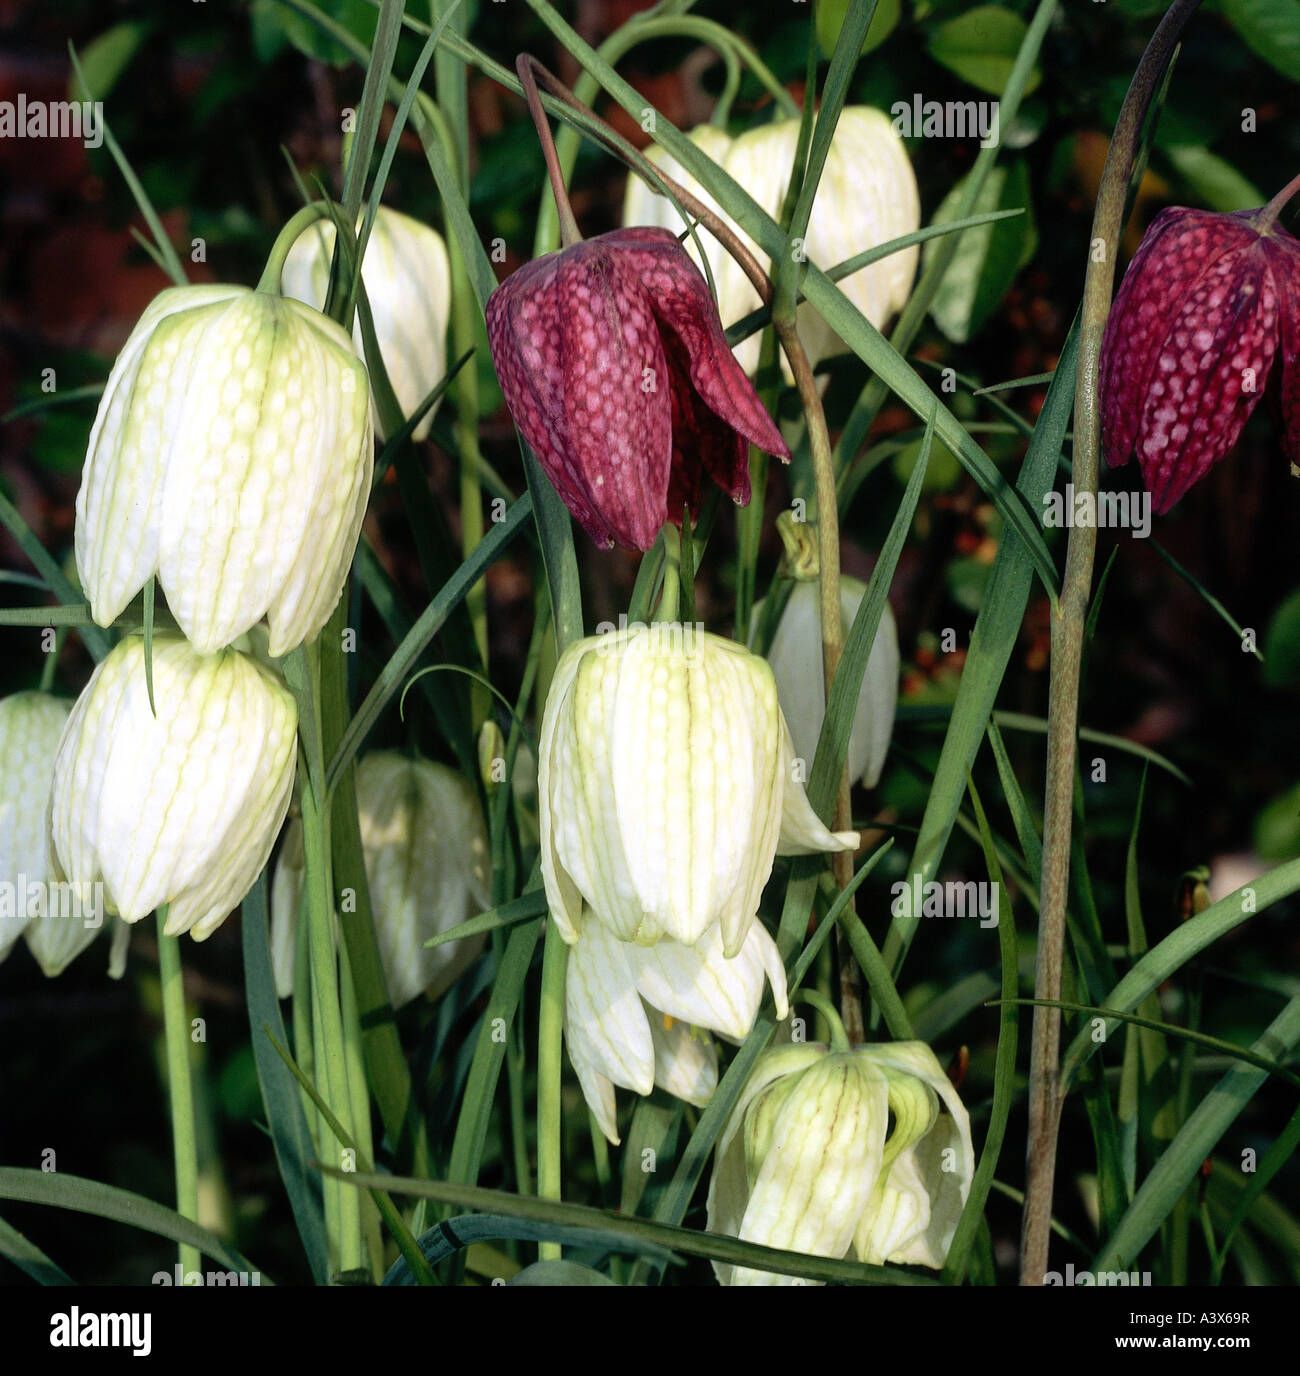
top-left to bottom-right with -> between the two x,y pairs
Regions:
48,636 -> 298,940
76,284 -> 373,655
477,719 -> 506,794
754,578 -> 899,789
486,226 -> 789,551
1101,203 -> 1300,511
539,624 -> 857,958
281,206 -> 452,442
270,752 -> 490,1006
707,1039 -> 974,1284
622,109 -> 919,377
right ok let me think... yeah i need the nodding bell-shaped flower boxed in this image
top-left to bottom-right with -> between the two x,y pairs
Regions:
281,206 -> 452,442
0,691 -> 95,976
48,636 -> 298,941
270,751 -> 491,1006
565,909 -> 789,1144
76,284 -> 373,656
754,577 -> 899,790
622,109 -> 920,377
485,226 -> 790,551
1101,198 -> 1300,512
539,624 -> 858,958
707,1039 -> 974,1285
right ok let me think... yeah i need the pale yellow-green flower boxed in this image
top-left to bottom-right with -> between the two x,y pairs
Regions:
76,284 -> 373,656
622,108 -> 919,377
539,623 -> 857,957
270,751 -> 490,1006
281,206 -> 451,442
48,635 -> 298,940
707,1040 -> 974,1284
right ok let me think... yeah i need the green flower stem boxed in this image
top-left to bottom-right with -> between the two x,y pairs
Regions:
769,309 -> 859,1041
518,54 -> 582,248
1256,170 -> 1300,233
428,8 -> 490,724
309,958 -> 341,1272
155,908 -> 200,1278
291,894 -> 320,1155
794,989 -> 850,1053
768,8 -> 870,1042
1022,0 -> 1205,1288
299,770 -> 362,1278
256,201 -> 331,294
734,331 -> 779,642
340,942 -> 383,1280
657,524 -> 682,624
536,923 -> 568,1261
534,15 -> 799,256
450,245 -> 490,726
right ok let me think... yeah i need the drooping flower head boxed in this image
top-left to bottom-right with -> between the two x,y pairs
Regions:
486,227 -> 790,551
271,751 -> 490,1006
281,206 -> 451,442
707,1040 -> 974,1285
77,284 -> 373,655
622,109 -> 920,378
48,635 -> 298,941
1100,202 -> 1300,512
755,577 -> 899,790
539,623 -> 857,958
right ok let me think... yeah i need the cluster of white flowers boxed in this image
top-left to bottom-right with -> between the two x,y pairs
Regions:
0,208 -> 471,1001
2,107 -> 971,1284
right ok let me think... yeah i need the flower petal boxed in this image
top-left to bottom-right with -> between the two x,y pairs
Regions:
1100,207 -> 1250,471
1134,242 -> 1278,513
730,1055 -> 887,1285
76,285 -> 244,629
775,717 -> 860,856
597,227 -> 790,462
854,1041 -> 974,1268
537,636 -> 599,945
705,1043 -> 829,1286
626,920 -> 784,1041
486,243 -> 672,550
564,920 -> 655,1105
648,1011 -> 717,1106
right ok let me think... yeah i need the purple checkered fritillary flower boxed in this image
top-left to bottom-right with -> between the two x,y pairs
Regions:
1100,200 -> 1300,513
486,226 -> 790,551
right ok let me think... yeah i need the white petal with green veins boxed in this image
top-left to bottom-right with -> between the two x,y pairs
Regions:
564,919 -> 655,1101
730,1055 -> 887,1286
648,1012 -> 717,1106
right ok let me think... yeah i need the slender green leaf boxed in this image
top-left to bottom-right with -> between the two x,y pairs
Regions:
881,319 -> 1076,983
327,1170 -> 940,1285
0,1169 -> 264,1279
0,1215 -> 74,1286
1061,856 -> 1300,1087
943,771 -> 1019,1284
1092,993 -> 1300,1273
68,43 -> 186,286
327,495 -> 532,790
241,874 -> 330,1284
